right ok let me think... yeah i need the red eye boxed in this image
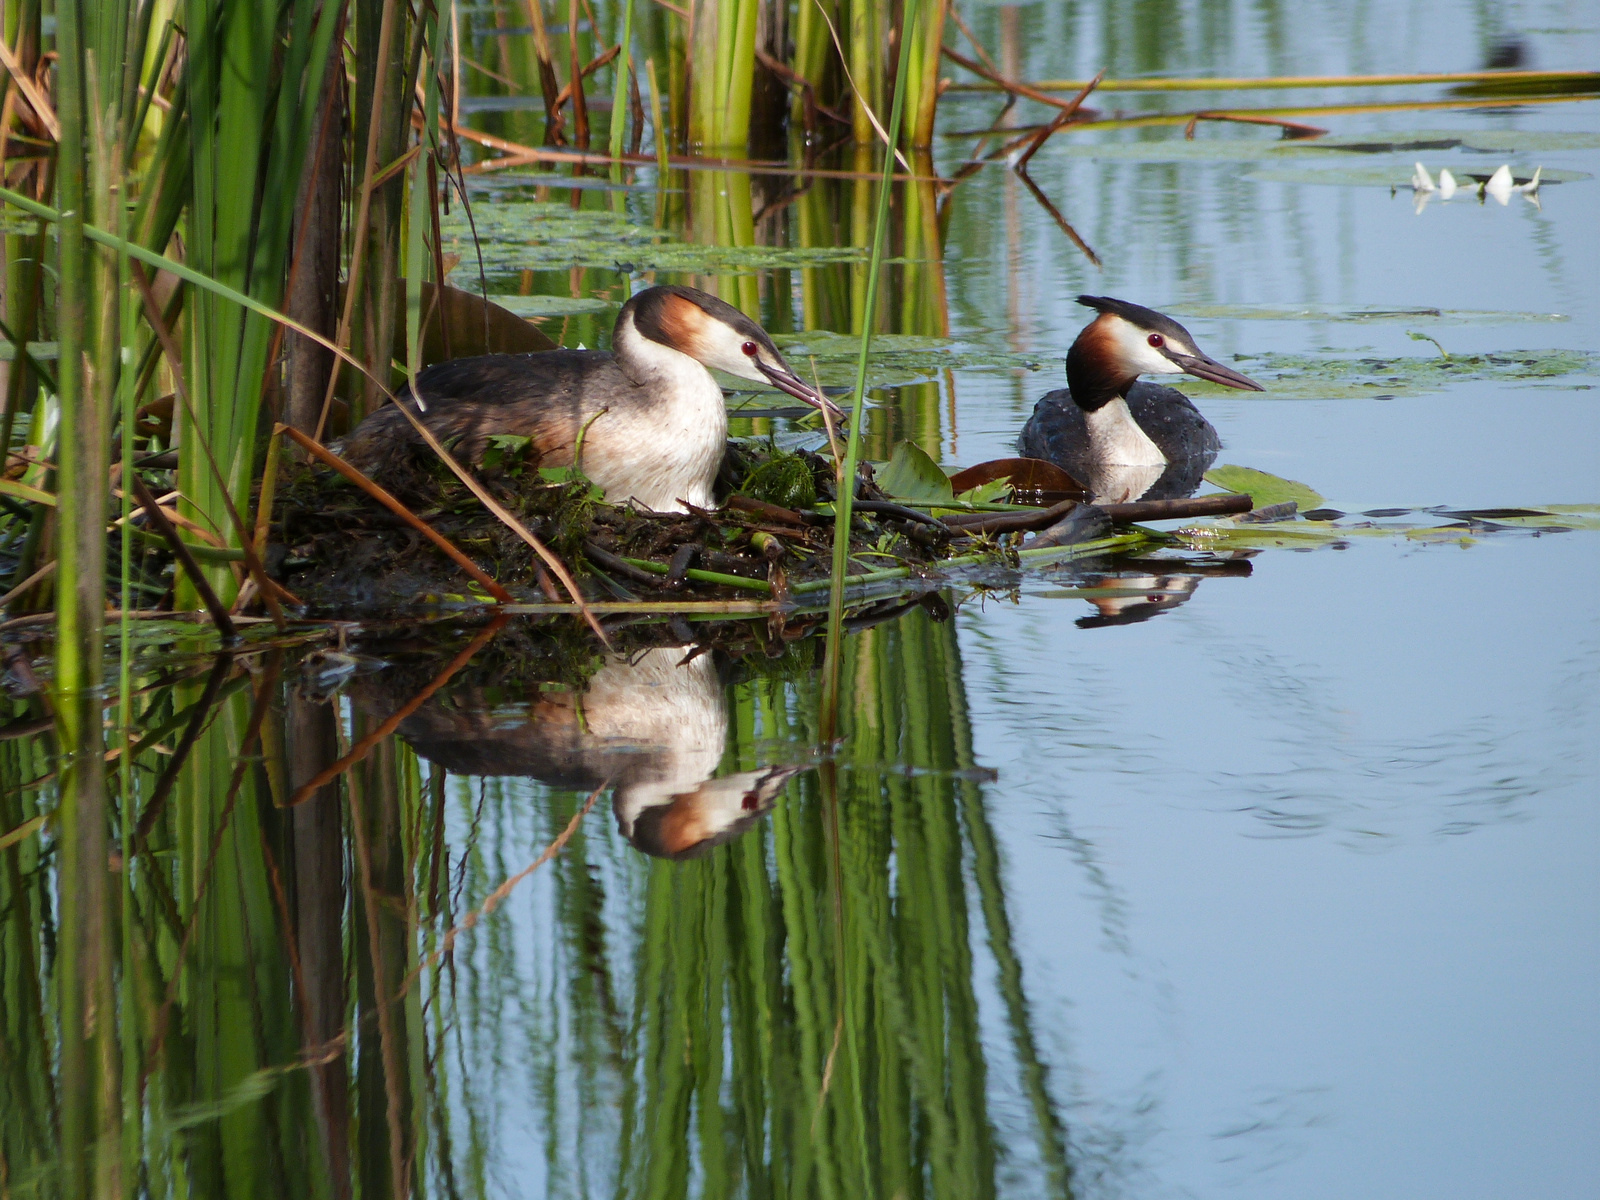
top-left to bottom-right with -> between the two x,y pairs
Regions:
1147,333 -> 1165,348
741,341 -> 759,356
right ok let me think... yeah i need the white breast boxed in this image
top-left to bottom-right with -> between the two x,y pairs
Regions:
1084,396 -> 1167,468
587,314 -> 729,512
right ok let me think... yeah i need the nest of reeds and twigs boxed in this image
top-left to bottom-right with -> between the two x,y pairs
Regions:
272,438 -> 955,614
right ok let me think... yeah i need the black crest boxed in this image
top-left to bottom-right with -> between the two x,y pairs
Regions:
1076,295 -> 1195,345
627,284 -> 780,356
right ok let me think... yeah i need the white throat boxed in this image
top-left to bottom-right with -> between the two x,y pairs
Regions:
585,313 -> 728,513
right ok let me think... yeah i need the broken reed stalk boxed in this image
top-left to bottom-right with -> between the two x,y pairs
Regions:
1013,69 -> 1104,171
128,473 -> 238,642
1183,111 -> 1326,139
1053,92 -> 1594,135
941,44 -> 1081,112
397,775 -> 609,997
943,492 -> 1253,536
818,0 -> 920,744
275,425 -> 514,604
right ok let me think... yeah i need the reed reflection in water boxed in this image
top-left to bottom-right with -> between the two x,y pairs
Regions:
0,608 -> 1082,1197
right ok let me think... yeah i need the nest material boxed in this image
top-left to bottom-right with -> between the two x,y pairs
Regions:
273,439 -> 953,613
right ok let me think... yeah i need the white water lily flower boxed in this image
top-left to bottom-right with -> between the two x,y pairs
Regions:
1411,162 -> 1436,191
1515,166 -> 1543,195
1485,164 -> 1514,205
1437,168 -> 1458,199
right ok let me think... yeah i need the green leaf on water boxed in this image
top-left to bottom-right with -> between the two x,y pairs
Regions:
956,477 -> 1014,505
1204,465 -> 1323,512
876,441 -> 953,504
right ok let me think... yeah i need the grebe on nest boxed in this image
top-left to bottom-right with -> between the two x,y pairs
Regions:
1018,296 -> 1263,504
343,284 -> 842,514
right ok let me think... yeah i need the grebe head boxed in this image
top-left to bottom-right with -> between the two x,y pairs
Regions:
620,285 -> 846,419
1067,295 -> 1263,407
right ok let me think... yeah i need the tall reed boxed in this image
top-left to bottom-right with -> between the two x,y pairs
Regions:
819,0 -> 920,742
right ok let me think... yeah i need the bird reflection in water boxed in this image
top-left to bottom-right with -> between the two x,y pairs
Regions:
1062,556 -> 1254,628
360,646 -> 805,859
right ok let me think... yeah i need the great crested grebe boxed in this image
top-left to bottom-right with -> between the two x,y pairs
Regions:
342,284 -> 842,514
360,647 -> 802,860
1017,296 -> 1263,504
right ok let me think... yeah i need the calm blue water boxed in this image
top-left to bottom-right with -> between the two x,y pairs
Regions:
932,7 -> 1600,1195
426,5 -> 1600,1197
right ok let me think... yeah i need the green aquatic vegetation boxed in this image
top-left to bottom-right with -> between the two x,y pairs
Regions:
1167,304 -> 1570,325
741,449 -> 818,509
482,294 -> 618,317
875,439 -> 954,503
1203,466 -> 1324,511
1172,502 -> 1600,552
441,198 -> 867,277
1309,129 -> 1600,153
1244,163 -> 1590,187
773,331 -> 1044,388
1220,348 -> 1600,400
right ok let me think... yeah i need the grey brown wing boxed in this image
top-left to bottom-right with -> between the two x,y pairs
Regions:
1124,382 -> 1222,458
344,351 -> 609,471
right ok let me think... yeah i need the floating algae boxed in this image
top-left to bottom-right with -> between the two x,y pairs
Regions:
1188,348 -> 1600,400
439,199 -> 866,280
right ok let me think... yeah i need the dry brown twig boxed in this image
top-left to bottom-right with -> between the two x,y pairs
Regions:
397,777 -> 610,998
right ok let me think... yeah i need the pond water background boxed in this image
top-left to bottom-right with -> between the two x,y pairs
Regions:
442,9 -> 1600,1188
4,2 -> 1599,1198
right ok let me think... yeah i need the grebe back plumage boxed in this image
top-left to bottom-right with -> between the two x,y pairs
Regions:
343,284 -> 840,514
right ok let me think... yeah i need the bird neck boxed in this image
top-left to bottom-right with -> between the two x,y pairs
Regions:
1065,337 -> 1135,413
612,308 -> 707,388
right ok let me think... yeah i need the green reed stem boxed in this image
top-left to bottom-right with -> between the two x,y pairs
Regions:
819,0 -> 918,743
608,0 -> 635,159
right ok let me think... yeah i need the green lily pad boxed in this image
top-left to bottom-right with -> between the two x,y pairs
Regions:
1203,465 -> 1323,511
876,440 -> 953,504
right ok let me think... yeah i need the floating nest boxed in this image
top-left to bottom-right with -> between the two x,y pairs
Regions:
272,439 -> 955,614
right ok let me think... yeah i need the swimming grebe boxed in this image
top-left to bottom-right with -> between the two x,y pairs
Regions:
1017,296 -> 1263,504
343,284 -> 842,514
